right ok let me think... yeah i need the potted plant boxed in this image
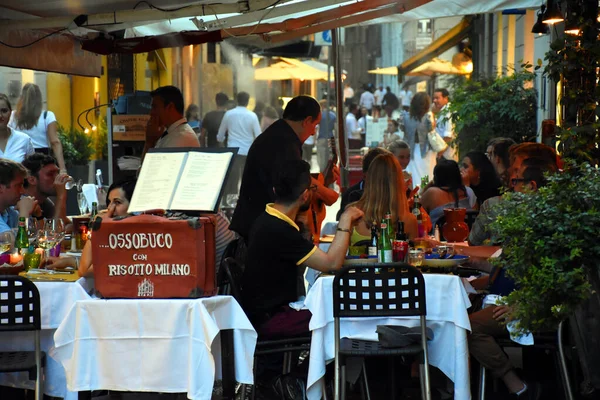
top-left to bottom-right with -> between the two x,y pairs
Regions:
447,67 -> 538,155
489,162 -> 600,334
58,125 -> 94,215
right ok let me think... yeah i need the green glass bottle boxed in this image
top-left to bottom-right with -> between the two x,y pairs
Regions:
15,217 -> 29,255
378,219 -> 393,263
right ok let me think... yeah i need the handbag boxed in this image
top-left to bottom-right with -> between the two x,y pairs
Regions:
420,113 -> 448,153
426,117 -> 448,152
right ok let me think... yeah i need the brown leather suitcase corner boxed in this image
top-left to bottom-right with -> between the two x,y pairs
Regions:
91,214 -> 217,298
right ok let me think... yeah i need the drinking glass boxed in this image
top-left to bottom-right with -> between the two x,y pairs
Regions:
408,249 -> 424,267
77,193 -> 88,215
23,252 -> 42,271
0,231 -> 13,254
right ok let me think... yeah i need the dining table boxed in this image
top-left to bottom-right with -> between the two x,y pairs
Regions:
0,270 -> 90,400
51,294 -> 258,400
303,272 -> 473,400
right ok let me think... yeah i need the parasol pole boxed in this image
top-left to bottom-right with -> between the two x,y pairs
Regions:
332,27 -> 348,192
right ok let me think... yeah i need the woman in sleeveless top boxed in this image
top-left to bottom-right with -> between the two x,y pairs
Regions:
421,159 -> 474,228
9,83 -> 67,172
347,151 -> 417,244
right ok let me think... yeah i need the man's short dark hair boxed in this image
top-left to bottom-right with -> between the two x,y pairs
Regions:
434,88 -> 450,98
215,92 -> 229,107
283,96 -> 321,122
348,103 -> 358,113
491,137 -> 516,169
522,157 -> 558,189
272,160 -> 311,205
362,147 -> 389,173
236,92 -> 250,107
22,153 -> 57,188
151,85 -> 184,114
0,159 -> 27,186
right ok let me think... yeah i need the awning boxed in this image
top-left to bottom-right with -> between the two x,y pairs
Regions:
369,58 -> 468,77
397,17 -> 472,80
368,66 -> 399,75
0,30 -> 101,77
254,57 -> 329,81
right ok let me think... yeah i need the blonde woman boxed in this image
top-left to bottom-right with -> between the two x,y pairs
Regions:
348,151 -> 418,244
9,83 -> 67,172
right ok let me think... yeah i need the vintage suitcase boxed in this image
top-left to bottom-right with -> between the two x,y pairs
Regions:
91,214 -> 217,298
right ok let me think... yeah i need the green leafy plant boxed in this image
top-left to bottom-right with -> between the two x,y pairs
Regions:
490,163 -> 600,333
447,67 -> 538,155
58,125 -> 95,167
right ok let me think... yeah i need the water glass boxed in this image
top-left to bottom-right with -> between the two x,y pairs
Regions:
77,192 -> 88,215
23,252 -> 42,271
408,249 -> 424,267
0,231 -> 13,255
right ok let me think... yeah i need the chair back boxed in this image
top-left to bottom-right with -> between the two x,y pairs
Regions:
0,276 -> 41,332
218,257 -> 244,304
333,263 -> 426,319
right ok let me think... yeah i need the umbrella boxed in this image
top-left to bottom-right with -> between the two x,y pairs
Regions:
406,58 -> 468,76
368,66 -> 398,75
254,57 -> 328,81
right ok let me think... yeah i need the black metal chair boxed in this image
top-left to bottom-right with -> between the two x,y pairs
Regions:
333,263 -> 431,400
0,275 -> 46,400
477,321 -> 574,400
218,257 -> 313,399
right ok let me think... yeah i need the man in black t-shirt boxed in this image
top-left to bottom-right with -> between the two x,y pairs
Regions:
200,92 -> 229,147
241,160 -> 363,339
231,95 -> 340,241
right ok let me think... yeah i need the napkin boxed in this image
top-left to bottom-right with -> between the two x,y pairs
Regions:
483,294 -> 534,345
82,184 -> 99,211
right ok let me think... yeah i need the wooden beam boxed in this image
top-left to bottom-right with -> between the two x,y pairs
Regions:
0,0 -> 280,31
222,0 -> 422,38
264,1 -> 428,44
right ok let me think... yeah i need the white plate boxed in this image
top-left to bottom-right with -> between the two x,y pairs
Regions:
422,256 -> 470,268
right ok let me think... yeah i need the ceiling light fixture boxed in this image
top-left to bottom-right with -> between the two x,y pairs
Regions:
543,0 -> 564,24
532,5 -> 551,34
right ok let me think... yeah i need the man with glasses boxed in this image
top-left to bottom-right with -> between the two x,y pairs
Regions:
0,159 -> 38,233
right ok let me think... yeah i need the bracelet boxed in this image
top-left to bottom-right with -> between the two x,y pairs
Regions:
336,227 -> 350,233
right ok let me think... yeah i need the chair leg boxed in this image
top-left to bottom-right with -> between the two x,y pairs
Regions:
341,364 -> 347,400
34,330 -> 42,400
478,365 -> 486,400
388,358 -> 395,400
334,355 -> 341,400
361,360 -> 371,400
557,321 -> 575,400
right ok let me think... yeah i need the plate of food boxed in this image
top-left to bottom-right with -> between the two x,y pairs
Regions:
422,253 -> 470,268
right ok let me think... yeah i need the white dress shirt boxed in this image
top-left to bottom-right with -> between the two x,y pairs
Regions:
216,106 -> 261,156
155,118 -> 200,148
359,91 -> 375,110
399,90 -> 413,107
345,113 -> 362,139
436,104 -> 456,160
0,129 -> 34,162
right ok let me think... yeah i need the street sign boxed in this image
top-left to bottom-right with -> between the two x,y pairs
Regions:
315,30 -> 332,46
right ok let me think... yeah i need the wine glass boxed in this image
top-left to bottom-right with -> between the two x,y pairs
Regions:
77,192 -> 88,215
37,219 -> 61,269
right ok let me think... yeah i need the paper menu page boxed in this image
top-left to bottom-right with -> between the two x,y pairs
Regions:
127,152 -> 187,213
170,151 -> 233,211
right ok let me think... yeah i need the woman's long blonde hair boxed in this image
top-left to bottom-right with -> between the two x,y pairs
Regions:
351,152 -> 409,228
15,83 -> 43,130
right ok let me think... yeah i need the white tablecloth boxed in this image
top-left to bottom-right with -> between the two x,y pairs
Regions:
52,295 -> 257,400
0,278 -> 91,400
305,274 -> 472,400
